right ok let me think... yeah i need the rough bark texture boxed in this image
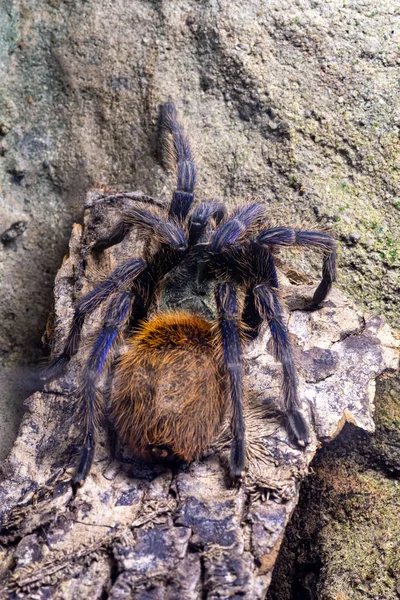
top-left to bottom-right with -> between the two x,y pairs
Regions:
0,190 -> 398,598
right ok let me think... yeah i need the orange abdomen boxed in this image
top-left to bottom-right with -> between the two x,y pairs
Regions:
113,312 -> 225,462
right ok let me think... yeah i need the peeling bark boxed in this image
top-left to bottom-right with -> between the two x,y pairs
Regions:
0,191 -> 398,599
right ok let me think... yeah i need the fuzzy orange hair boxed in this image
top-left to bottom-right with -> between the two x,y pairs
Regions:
113,311 -> 226,462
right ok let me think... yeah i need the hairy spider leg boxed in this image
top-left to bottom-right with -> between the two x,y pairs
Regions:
124,207 -> 187,249
90,220 -> 129,253
253,284 -> 310,446
158,101 -> 197,221
241,244 -> 280,338
210,203 -> 265,251
42,258 -> 148,381
44,210 -> 189,384
91,206 -> 187,253
74,291 -> 133,486
188,202 -> 225,245
92,100 -> 197,254
256,228 -> 336,308
213,241 -> 309,447
215,282 -> 246,477
46,209 -> 188,380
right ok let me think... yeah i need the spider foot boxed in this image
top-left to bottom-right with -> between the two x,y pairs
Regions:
40,354 -> 69,382
303,301 -> 322,313
73,437 -> 95,490
150,445 -> 175,460
287,410 -> 311,447
229,437 -> 246,479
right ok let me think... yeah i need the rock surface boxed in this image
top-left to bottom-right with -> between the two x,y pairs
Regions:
1,0 -> 399,460
268,375 -> 400,600
0,190 -> 398,598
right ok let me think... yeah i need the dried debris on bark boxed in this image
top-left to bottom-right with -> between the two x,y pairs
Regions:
0,191 -> 398,599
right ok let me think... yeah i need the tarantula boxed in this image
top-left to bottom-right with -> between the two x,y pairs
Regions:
44,102 -> 336,487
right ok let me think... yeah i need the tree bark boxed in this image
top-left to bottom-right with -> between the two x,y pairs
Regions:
0,190 -> 398,599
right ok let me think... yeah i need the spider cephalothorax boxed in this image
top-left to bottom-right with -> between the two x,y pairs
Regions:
44,102 -> 336,487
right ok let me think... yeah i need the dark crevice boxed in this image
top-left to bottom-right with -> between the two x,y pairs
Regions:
199,551 -> 208,600
267,374 -> 400,600
105,547 -> 120,599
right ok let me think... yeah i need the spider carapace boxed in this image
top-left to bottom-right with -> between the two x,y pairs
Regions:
44,102 -> 336,487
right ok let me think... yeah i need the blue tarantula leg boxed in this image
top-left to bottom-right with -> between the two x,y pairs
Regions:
75,433 -> 95,490
242,244 -> 279,338
158,101 -> 197,221
188,202 -> 226,244
210,204 -> 265,251
42,258 -> 147,381
256,228 -> 337,307
308,244 -> 336,307
124,207 -> 187,250
74,291 -> 132,487
253,284 -> 310,446
215,282 -> 246,478
91,220 -> 129,253
93,208 -> 190,255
